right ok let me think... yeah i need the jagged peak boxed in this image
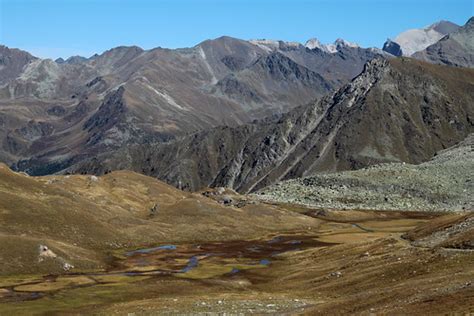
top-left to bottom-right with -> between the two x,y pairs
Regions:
305,38 -> 359,53
334,38 -> 359,48
361,57 -> 390,73
328,57 -> 389,108
305,38 -> 326,50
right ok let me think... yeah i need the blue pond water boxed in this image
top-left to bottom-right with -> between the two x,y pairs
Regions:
126,245 -> 177,256
259,259 -> 271,265
181,256 -> 199,272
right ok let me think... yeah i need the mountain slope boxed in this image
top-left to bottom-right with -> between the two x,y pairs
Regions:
1,38 -> 384,170
0,45 -> 37,85
383,20 -> 459,56
0,163 -> 317,275
66,58 -> 474,193
413,17 -> 474,68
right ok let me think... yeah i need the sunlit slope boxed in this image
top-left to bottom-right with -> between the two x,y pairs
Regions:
0,164 -> 317,274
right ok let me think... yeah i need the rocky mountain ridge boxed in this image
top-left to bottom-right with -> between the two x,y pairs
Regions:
0,37 -> 384,170
62,58 -> 474,193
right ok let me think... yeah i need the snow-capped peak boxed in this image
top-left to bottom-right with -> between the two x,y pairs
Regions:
305,38 -> 359,53
305,38 -> 325,50
334,38 -> 359,48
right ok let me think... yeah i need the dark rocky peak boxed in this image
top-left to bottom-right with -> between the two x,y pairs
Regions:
382,39 -> 403,57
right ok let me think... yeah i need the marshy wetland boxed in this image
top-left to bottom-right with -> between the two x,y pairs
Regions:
2,208 -> 472,315
0,231 -> 332,314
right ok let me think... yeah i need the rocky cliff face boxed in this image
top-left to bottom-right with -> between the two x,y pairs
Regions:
65,58 -> 474,193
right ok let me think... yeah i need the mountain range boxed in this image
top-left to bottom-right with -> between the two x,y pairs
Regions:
1,17 -> 473,192
414,17 -> 474,67
0,37 -> 384,170
64,57 -> 474,192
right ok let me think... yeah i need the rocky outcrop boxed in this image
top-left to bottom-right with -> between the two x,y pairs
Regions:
382,39 -> 403,57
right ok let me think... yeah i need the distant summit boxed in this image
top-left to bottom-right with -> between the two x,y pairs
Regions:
413,16 -> 474,68
383,20 -> 459,56
55,55 -> 88,64
304,38 -> 359,53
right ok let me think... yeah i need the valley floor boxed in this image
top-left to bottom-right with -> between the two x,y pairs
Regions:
1,207 -> 472,315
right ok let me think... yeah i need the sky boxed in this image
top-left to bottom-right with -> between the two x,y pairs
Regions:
0,0 -> 472,59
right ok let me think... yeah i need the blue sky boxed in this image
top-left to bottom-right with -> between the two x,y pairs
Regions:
0,0 -> 472,59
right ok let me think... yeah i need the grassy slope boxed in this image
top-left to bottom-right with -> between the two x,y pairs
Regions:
0,164 -> 318,275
